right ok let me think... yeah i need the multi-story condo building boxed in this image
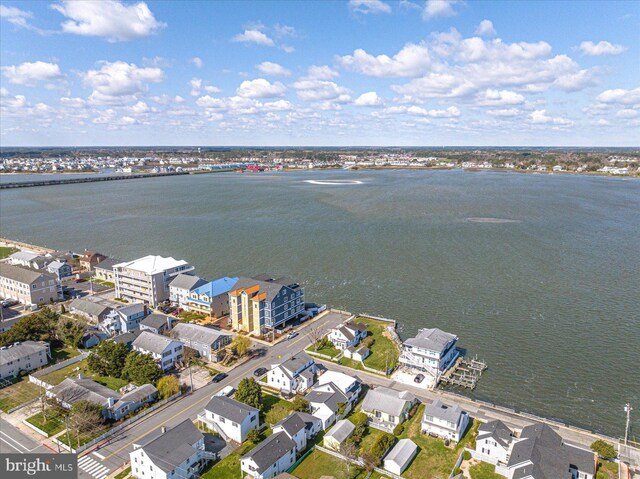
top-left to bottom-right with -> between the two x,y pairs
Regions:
185,276 -> 239,318
0,341 -> 51,379
229,275 -> 304,335
114,255 -> 194,307
399,328 -> 459,380
169,274 -> 207,308
0,263 -> 62,306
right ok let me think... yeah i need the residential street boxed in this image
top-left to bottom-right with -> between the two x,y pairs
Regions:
0,418 -> 52,454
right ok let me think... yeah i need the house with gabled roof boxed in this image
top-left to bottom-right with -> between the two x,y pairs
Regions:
304,382 -> 350,430
328,321 -> 367,350
139,313 -> 175,335
399,328 -> 459,379
170,323 -> 231,362
240,431 -> 297,479
132,331 -> 184,371
421,399 -> 470,443
200,396 -> 259,444
0,341 -> 50,379
169,273 -> 208,308
475,419 -> 513,464
384,438 -> 418,475
273,412 -> 308,454
324,419 -> 355,451
317,370 -> 362,406
101,302 -> 147,335
361,386 -> 418,433
267,352 -> 316,394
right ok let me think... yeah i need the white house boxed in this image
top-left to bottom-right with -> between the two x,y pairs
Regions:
200,396 -> 259,444
323,419 -> 355,451
273,412 -> 309,454
328,321 -> 367,350
360,387 -> 417,433
130,419 -> 211,479
475,420 -> 513,465
304,383 -> 350,430
0,341 -> 50,379
100,303 -> 147,335
317,370 -> 362,406
343,344 -> 370,362
267,353 -> 316,394
170,323 -> 232,362
421,399 -> 469,443
384,439 -> 418,475
399,328 -> 459,379
169,274 -> 207,308
132,331 -> 184,371
240,431 -> 296,479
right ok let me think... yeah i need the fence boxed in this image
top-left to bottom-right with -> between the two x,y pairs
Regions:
22,419 -> 51,438
448,450 -> 465,478
30,351 -> 89,381
358,313 -> 397,327
54,391 -> 182,454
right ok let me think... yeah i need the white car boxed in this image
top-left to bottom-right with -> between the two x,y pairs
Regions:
286,331 -> 298,340
215,385 -> 235,397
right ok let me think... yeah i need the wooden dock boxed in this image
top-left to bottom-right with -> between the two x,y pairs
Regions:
439,355 -> 488,390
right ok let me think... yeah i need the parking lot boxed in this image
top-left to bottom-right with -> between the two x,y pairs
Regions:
62,279 -> 112,299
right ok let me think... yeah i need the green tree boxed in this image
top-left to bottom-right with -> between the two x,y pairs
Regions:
87,341 -> 129,378
230,335 -> 251,357
246,429 -> 261,443
0,308 -> 59,347
156,375 -> 180,399
291,396 -> 310,413
122,352 -> 162,385
591,440 -> 617,459
370,432 -> 396,459
235,377 -> 262,409
56,318 -> 85,348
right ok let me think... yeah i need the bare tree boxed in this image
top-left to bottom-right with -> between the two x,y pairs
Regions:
307,325 -> 326,351
340,441 -> 358,478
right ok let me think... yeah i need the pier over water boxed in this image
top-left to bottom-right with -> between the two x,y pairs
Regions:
0,171 -> 190,189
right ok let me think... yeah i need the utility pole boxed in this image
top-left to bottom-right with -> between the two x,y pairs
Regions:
89,276 -> 94,296
624,403 -> 633,445
64,416 -> 72,452
188,360 -> 194,394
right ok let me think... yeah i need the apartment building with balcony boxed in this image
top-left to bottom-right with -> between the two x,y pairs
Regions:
114,255 -> 195,307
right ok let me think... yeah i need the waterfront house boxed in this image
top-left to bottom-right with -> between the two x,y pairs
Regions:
506,423 -> 595,479
94,257 -> 121,283
139,313 -> 175,334
360,386 -> 417,432
100,303 -> 147,335
304,383 -> 350,430
46,261 -> 73,280
267,353 -> 316,394
170,323 -> 232,362
132,331 -> 184,371
475,420 -> 513,465
384,439 -> 418,475
328,321 -> 367,350
240,431 -> 296,479
114,255 -> 195,307
0,341 -> 50,379
229,275 -> 304,336
185,276 -> 239,318
323,419 -> 355,451
399,328 -> 459,379
70,296 -> 120,323
80,251 -> 107,271
421,399 -> 470,443
0,263 -> 62,306
200,396 -> 259,443
169,274 -> 207,309
130,419 -> 210,479
273,412 -> 308,454
8,251 -> 49,270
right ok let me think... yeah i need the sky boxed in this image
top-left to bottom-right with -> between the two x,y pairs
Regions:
1,0 -> 639,147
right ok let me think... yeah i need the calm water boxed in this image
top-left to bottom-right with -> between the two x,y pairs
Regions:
1,169 -> 638,437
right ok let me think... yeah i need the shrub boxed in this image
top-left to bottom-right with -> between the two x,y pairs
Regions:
591,440 -> 617,459
393,423 -> 404,436
370,432 -> 396,459
362,336 -> 375,348
463,450 -> 471,461
246,429 -> 260,443
350,412 -> 369,428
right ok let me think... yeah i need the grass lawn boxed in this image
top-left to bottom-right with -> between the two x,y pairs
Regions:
25,411 -> 66,436
114,466 -> 131,479
92,278 -> 115,288
40,359 -> 128,390
50,346 -> 80,363
201,429 -> 272,479
262,392 -> 294,425
59,425 -> 109,449
292,449 -> 368,479
0,378 -> 42,412
354,317 -> 399,373
178,311 -> 206,322
398,404 -> 480,479
306,343 -> 341,358
359,428 -> 386,455
596,460 -> 619,479
469,462 -> 504,479
0,246 -> 18,259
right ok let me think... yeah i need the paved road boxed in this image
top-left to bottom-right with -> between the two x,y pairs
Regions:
0,418 -> 51,454
77,311 -> 348,479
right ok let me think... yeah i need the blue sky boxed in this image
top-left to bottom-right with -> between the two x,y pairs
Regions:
1,0 -> 639,146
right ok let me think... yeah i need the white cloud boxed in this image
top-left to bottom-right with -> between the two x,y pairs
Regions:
423,0 -> 462,20
349,0 -> 392,15
0,87 -> 8,97
579,41 -> 627,56
1,94 -> 27,109
616,109 -> 638,118
274,24 -> 296,37
475,20 -> 496,37
338,42 -> 431,78
280,44 -> 296,54
487,108 -> 521,117
2,61 -> 63,86
354,91 -> 383,106
232,29 -> 275,46
476,89 -> 524,106
596,88 -> 640,105
307,65 -> 339,80
553,69 -> 597,92
189,78 -> 221,96
236,79 -> 286,98
0,5 -> 35,30
60,97 -> 86,108
81,61 -> 164,105
292,79 -> 351,102
190,57 -> 203,69
263,100 -> 294,111
530,109 -> 572,126
382,104 -> 460,117
257,62 -> 291,76
51,0 -> 165,42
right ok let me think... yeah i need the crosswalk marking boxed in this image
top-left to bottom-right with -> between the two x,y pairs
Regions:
78,455 -> 110,479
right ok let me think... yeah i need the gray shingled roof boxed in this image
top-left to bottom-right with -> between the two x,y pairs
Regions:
279,352 -> 313,377
133,331 -> 179,354
169,273 -> 206,291
70,298 -> 112,318
385,438 -> 418,468
110,330 -> 141,345
232,275 -> 301,303
114,302 -> 146,317
171,322 -> 231,346
205,396 -> 258,423
304,386 -> 348,413
477,420 -> 513,449
241,431 -> 295,473
0,341 -> 48,366
326,419 -> 355,444
140,313 -> 170,330
118,384 -> 158,404
94,257 -> 122,271
361,387 -> 415,417
0,263 -> 55,284
404,328 -> 457,352
139,419 -> 203,473
274,412 -> 307,437
423,399 -> 467,425
50,376 -> 120,407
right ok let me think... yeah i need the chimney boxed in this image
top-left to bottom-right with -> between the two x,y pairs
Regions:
161,426 -> 166,434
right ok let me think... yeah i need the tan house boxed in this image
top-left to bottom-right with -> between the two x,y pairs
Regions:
80,251 -> 108,271
0,263 -> 61,306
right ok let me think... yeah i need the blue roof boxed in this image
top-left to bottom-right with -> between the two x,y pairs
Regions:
190,277 -> 239,304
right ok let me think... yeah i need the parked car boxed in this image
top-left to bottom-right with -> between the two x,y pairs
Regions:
414,374 -> 425,383
286,331 -> 298,340
253,367 -> 268,377
211,373 -> 228,383
215,386 -> 235,397
1,299 -> 19,307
